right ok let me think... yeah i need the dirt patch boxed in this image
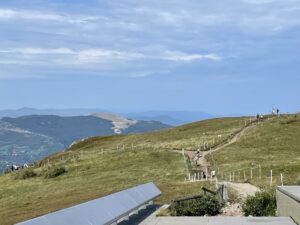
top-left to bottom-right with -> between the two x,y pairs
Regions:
227,182 -> 260,199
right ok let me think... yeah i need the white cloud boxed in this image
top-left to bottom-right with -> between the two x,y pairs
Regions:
0,9 -> 97,24
161,51 -> 222,62
0,48 -> 222,65
7,48 -> 74,55
75,49 -> 145,63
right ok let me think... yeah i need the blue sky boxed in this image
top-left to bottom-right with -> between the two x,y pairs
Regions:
0,0 -> 299,114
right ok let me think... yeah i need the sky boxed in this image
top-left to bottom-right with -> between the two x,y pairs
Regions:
0,0 -> 299,115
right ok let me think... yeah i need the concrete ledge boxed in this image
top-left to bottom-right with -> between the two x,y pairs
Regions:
140,216 -> 296,225
277,186 -> 300,203
277,186 -> 300,225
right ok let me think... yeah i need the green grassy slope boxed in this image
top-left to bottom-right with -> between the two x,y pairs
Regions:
68,116 -> 250,152
0,117 -> 248,225
0,150 -> 210,225
1,114 -> 299,225
208,114 -> 300,187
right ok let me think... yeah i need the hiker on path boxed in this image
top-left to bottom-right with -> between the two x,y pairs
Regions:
211,170 -> 216,178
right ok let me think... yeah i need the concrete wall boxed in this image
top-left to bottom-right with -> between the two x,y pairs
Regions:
277,188 -> 300,225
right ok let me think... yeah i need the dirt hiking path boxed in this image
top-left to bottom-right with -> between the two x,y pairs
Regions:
186,122 -> 258,172
221,182 -> 260,216
227,182 -> 259,199
183,121 -> 262,216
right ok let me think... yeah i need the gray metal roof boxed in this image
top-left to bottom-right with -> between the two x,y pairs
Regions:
15,182 -> 161,225
277,186 -> 300,203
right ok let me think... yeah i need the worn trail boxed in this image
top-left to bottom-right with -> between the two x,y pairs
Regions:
188,122 -> 258,172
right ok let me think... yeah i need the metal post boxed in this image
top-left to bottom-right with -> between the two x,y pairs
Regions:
259,165 -> 261,179
280,173 -> 283,186
251,167 -> 253,179
270,170 -> 272,186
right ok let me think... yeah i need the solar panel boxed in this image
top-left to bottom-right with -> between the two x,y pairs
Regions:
15,182 -> 161,225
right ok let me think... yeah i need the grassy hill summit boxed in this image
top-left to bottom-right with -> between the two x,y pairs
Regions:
208,113 -> 300,187
0,114 -> 299,225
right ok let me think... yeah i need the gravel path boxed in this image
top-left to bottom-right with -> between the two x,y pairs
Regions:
227,182 -> 260,199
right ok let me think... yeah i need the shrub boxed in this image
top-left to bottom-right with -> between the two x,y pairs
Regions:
242,191 -> 276,216
173,195 -> 223,216
15,168 -> 37,179
44,166 -> 66,178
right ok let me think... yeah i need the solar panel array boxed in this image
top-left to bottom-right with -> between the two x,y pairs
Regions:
15,182 -> 161,225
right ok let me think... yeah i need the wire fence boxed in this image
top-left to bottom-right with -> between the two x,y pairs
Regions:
185,163 -> 300,187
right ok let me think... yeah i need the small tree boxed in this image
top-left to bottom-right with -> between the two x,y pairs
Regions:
242,191 -> 276,216
15,168 -> 37,180
44,166 -> 66,178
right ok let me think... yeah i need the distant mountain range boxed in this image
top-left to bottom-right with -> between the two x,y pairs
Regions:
0,108 -> 216,126
0,107 -> 105,118
124,111 -> 216,126
0,113 -> 171,172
